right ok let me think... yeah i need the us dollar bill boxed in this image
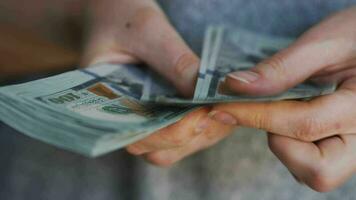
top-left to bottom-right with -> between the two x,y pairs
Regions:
0,64 -> 195,157
144,27 -> 336,104
194,26 -> 224,100
89,27 -> 335,105
0,26 -> 336,157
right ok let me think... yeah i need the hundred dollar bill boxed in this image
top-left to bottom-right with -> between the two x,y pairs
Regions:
198,27 -> 336,103
142,26 -> 336,104
0,26 -> 337,157
194,26 -> 223,100
0,64 -> 195,157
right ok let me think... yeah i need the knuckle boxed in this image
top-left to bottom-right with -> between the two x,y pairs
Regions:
161,131 -> 189,147
259,55 -> 290,91
262,54 -> 287,76
205,127 -> 231,140
250,111 -> 272,130
145,153 -> 176,168
126,144 -> 145,156
203,133 -> 221,146
267,135 -> 281,154
307,162 -> 336,192
173,53 -> 199,77
170,136 -> 187,147
293,117 -> 326,142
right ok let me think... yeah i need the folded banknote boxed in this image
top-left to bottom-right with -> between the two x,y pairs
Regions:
0,26 -> 336,157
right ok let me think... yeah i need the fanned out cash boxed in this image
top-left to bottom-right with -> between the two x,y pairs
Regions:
0,27 -> 336,157
142,27 -> 335,104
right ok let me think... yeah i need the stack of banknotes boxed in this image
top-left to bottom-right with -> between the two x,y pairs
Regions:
0,26 -> 336,157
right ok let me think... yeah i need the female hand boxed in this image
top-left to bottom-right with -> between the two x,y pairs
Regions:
82,0 -> 234,166
209,7 -> 356,192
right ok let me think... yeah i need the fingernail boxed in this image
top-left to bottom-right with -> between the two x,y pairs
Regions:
208,111 -> 237,125
228,71 -> 260,84
195,117 -> 210,134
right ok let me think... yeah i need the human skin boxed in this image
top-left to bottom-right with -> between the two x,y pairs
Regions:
209,6 -> 356,192
1,0 -> 355,193
82,0 -> 234,166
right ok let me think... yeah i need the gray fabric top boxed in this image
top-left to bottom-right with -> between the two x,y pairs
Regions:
158,0 -> 356,52
1,1 -> 356,200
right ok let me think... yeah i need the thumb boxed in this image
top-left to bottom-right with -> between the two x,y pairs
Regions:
129,9 -> 199,97
225,29 -> 355,96
82,3 -> 199,97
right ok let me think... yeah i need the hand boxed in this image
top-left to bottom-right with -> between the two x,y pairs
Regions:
82,0 -> 234,166
209,7 -> 356,192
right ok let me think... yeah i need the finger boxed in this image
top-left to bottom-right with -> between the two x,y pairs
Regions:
81,0 -> 146,66
126,6 -> 199,97
312,67 -> 356,85
83,0 -> 199,96
143,120 -> 234,167
210,78 -> 356,141
313,57 -> 356,77
126,108 -> 210,155
225,8 -> 356,96
268,134 -> 356,192
81,49 -> 140,67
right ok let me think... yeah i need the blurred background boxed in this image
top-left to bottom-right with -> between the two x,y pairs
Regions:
0,0 -> 81,83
